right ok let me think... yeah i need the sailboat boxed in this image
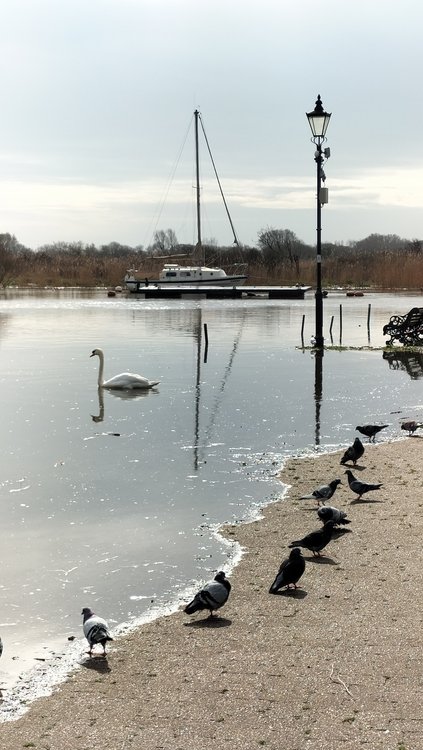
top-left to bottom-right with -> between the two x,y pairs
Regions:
125,110 -> 248,291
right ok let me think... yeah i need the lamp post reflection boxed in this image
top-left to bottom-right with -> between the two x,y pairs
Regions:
314,350 -> 323,447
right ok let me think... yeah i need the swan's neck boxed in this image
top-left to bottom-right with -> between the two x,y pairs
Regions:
97,351 -> 105,386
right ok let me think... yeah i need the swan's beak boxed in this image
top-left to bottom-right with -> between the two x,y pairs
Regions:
90,352 -> 95,358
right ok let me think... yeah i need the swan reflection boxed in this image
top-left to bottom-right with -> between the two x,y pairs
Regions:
91,385 -> 159,422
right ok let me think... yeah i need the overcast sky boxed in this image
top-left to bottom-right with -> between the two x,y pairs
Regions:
1,0 -> 423,250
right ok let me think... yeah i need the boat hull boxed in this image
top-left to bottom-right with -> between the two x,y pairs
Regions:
126,275 -> 247,292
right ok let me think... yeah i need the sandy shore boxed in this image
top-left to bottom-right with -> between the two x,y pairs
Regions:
1,437 -> 422,749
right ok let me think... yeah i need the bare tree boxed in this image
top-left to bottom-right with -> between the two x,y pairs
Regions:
257,227 -> 303,270
150,229 -> 178,255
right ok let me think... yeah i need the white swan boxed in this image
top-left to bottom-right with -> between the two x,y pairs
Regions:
90,348 -> 160,390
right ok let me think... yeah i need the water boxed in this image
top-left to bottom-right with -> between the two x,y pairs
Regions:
0,288 -> 422,717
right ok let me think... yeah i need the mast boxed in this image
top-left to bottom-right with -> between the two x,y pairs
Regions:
194,109 -> 202,260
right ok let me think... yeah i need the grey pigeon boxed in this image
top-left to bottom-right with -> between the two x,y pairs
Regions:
401,420 -> 423,435
299,478 -> 341,505
184,571 -> 231,617
288,520 -> 336,556
317,505 -> 351,525
82,607 -> 113,656
340,437 -> 364,466
269,548 -> 305,593
344,469 -> 382,500
356,424 -> 388,442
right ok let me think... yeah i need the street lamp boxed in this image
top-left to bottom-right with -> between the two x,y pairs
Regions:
306,95 -> 331,349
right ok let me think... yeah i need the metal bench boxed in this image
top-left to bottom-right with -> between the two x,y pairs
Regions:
383,306 -> 423,346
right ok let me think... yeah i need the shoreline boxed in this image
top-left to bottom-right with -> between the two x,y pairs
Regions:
1,438 -> 423,748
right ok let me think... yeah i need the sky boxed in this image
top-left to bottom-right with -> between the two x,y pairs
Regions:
1,0 -> 423,251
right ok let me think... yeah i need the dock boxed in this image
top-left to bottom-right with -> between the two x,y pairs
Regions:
126,285 -> 312,300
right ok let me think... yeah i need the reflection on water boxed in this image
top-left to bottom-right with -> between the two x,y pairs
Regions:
91,387 -> 159,423
0,289 -> 421,717
314,351 -> 323,446
383,349 -> 423,379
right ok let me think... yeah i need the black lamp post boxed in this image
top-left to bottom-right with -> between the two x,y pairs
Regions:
306,95 -> 331,349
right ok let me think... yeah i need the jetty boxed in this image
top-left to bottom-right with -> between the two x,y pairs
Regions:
126,284 -> 312,300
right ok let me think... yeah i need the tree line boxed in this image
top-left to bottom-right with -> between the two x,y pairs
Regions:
0,228 -> 421,289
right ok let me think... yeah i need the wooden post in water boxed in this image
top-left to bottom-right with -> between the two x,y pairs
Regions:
367,303 -> 371,338
301,314 -> 305,347
339,304 -> 343,344
329,315 -> 334,343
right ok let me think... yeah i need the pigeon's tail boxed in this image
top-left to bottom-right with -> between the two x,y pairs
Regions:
368,483 -> 383,491
288,541 -> 301,549
338,518 -> 351,525
269,573 -> 285,594
299,493 -> 315,500
184,598 -> 203,615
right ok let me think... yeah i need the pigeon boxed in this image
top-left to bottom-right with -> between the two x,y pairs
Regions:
269,548 -> 305,593
317,505 -> 351,525
288,520 -> 336,556
344,469 -> 382,500
340,437 -> 364,466
299,478 -> 341,505
184,571 -> 231,618
81,607 -> 114,656
356,424 -> 388,442
401,420 -> 423,435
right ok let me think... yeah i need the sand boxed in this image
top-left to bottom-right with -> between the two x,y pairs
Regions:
1,437 -> 422,750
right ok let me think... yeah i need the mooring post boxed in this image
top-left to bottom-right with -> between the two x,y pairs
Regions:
301,314 -> 305,347
367,303 -> 371,331
339,304 -> 343,344
329,315 -> 334,343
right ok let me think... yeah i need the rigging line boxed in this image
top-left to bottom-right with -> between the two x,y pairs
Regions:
198,112 -> 241,247
142,113 -> 194,249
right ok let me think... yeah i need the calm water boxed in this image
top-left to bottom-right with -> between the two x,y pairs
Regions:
0,288 -> 422,717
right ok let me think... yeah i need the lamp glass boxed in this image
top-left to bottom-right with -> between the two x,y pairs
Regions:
307,111 -> 331,139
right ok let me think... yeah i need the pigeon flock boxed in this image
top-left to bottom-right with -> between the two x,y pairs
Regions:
3,415 -> 418,659
79,417 -> 413,634
265,423 -> 387,596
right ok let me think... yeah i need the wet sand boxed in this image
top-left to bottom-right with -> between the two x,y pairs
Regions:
1,437 -> 422,749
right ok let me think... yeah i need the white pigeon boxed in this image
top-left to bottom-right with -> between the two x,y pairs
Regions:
82,607 -> 113,656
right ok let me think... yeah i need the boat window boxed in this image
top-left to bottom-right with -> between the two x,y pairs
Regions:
180,272 -> 191,277
165,272 -> 177,277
